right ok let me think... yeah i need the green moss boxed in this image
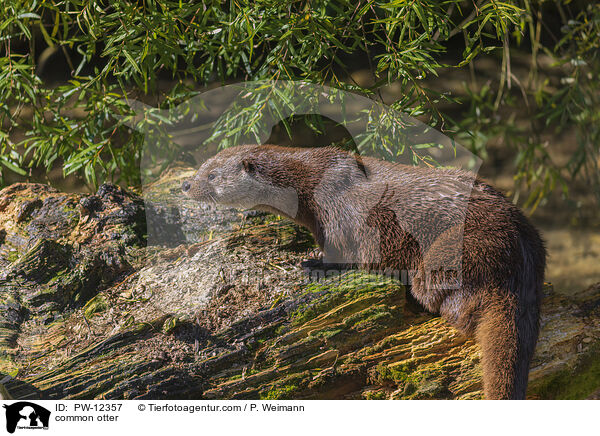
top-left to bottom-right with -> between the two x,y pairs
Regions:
343,305 -> 397,329
258,371 -> 311,399
260,384 -> 299,400
374,360 -> 416,383
364,390 -> 387,400
0,355 -> 18,375
46,268 -> 69,285
528,345 -> 600,399
311,328 -> 344,340
291,272 -> 404,326
225,367 -> 261,383
371,360 -> 453,399
400,364 -> 451,399
406,364 -> 444,384
5,250 -> 19,263
62,201 -> 79,214
269,293 -> 286,310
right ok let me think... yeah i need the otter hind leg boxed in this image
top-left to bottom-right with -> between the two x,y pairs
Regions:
476,292 -> 539,400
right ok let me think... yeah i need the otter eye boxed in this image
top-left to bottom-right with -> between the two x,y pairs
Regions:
207,173 -> 215,181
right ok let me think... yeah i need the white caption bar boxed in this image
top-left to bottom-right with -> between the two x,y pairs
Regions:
0,400 -> 595,436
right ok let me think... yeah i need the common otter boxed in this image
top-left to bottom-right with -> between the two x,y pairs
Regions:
182,144 -> 546,400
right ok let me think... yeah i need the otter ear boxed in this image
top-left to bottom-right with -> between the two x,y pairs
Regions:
242,159 -> 256,174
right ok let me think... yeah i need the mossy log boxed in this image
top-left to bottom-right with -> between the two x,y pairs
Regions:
0,180 -> 598,400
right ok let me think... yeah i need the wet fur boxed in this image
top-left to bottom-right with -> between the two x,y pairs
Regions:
185,144 -> 546,400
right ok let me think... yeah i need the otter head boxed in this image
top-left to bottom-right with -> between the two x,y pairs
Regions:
182,145 -> 299,217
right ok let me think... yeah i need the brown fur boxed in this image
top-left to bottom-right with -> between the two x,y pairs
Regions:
183,144 -> 546,399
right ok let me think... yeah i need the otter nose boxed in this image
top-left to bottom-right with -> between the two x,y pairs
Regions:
181,180 -> 191,192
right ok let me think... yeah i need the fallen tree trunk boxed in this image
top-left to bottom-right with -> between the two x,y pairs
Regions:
0,179 -> 598,400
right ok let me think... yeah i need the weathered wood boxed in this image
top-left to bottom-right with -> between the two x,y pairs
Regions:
0,179 -> 598,400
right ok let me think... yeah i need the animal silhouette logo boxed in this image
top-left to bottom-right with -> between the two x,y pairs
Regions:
3,402 -> 50,434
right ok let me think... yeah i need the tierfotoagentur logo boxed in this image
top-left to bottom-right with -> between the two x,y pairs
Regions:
3,402 -> 50,434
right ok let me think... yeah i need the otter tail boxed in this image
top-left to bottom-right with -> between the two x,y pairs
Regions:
477,291 -> 540,399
